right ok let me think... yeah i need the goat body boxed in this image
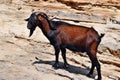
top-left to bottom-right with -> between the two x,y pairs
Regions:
49,21 -> 103,52
25,12 -> 104,80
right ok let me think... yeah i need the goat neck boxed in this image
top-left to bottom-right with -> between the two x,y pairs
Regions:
37,15 -> 53,38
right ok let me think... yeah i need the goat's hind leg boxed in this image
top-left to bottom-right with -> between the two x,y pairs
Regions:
87,62 -> 95,77
93,57 -> 101,80
87,49 -> 101,80
86,50 -> 95,77
61,48 -> 69,68
53,46 -> 60,68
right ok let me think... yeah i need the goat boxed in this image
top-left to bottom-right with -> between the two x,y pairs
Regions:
25,12 -> 104,80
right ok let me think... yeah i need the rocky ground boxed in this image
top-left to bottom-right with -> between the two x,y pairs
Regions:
0,0 -> 120,80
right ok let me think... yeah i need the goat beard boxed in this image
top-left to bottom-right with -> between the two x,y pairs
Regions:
29,29 -> 35,37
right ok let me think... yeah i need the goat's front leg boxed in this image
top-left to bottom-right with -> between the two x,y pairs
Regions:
61,48 -> 69,68
53,46 -> 60,68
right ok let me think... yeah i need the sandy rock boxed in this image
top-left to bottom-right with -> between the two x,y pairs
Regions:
0,0 -> 120,80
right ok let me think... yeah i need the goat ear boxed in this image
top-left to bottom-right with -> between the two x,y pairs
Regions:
24,18 -> 29,21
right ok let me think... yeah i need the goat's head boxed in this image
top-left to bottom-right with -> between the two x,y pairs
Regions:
25,12 -> 49,37
25,12 -> 38,37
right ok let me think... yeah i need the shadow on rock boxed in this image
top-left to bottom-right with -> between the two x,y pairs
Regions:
32,57 -> 96,79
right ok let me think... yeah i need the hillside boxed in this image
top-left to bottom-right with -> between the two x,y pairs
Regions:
0,0 -> 120,80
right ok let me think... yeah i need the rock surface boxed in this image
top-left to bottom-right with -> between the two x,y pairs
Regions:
0,0 -> 120,80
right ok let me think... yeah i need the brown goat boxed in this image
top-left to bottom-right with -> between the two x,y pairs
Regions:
25,12 -> 104,80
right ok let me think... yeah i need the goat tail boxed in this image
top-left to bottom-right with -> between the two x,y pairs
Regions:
97,33 -> 105,44
99,33 -> 105,39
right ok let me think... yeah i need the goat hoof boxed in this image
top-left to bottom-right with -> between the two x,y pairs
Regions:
95,78 -> 101,80
63,63 -> 69,68
96,77 -> 101,80
52,63 -> 59,69
86,73 -> 92,78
